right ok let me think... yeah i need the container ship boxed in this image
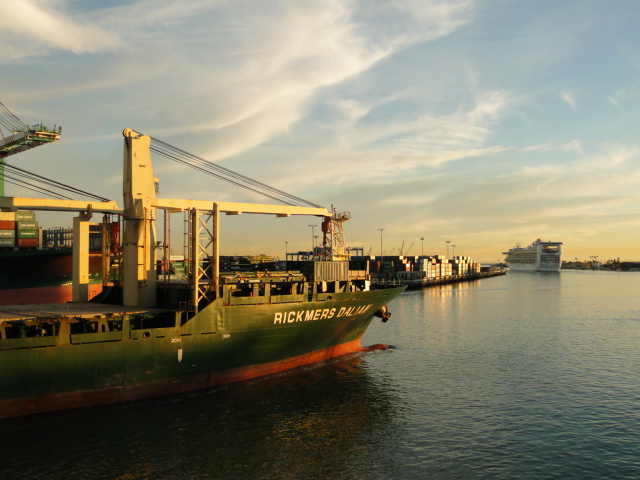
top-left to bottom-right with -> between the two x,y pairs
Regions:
503,239 -> 563,271
0,220 -> 109,304
0,128 -> 405,419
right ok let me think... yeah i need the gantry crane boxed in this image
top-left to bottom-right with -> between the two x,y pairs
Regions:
0,101 -> 62,196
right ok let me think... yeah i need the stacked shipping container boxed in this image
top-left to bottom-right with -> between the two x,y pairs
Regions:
0,212 -> 16,248
351,254 -> 481,281
0,211 -> 40,249
450,256 -> 480,276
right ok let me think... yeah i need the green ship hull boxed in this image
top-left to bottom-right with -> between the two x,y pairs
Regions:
0,284 -> 404,418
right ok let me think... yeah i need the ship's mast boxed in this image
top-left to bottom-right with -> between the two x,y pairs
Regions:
122,129 -> 158,308
321,208 -> 351,261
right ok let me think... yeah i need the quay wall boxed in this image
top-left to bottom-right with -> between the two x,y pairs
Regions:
373,270 -> 506,289
350,254 -> 506,288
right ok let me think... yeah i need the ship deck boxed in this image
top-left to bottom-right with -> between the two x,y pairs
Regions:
0,302 -> 170,322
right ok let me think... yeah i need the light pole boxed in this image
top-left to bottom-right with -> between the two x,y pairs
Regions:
308,225 -> 317,254
285,241 -> 288,259
377,228 -> 384,257
420,237 -> 424,257
445,240 -> 451,258
452,244 -> 456,257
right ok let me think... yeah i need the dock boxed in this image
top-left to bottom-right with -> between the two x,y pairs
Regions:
350,254 -> 506,290
373,270 -> 507,289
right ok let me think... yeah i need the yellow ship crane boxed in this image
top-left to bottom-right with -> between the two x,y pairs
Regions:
0,101 -> 61,196
0,124 -> 332,310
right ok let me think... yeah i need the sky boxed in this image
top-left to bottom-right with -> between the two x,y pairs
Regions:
2,0 -> 640,263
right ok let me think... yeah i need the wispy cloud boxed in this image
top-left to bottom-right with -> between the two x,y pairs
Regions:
561,90 -> 578,109
607,81 -> 640,107
19,0 -> 474,163
3,0 -> 640,260
0,0 -> 122,59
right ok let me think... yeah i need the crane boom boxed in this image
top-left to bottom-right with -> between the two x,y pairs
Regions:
0,101 -> 62,196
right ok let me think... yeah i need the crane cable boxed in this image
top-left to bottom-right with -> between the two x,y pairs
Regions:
1,118 -> 322,207
149,136 -> 322,208
0,173 -> 72,199
1,163 -> 110,201
0,101 -> 28,136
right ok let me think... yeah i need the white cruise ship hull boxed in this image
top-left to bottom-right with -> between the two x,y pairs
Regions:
506,262 -> 561,272
503,239 -> 562,272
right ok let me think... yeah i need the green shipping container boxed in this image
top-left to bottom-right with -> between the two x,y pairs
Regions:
17,230 -> 38,239
15,211 -> 36,221
0,230 -> 15,238
17,221 -> 38,229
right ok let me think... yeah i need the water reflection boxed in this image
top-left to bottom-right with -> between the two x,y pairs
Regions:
3,272 -> 640,479
0,354 -> 400,480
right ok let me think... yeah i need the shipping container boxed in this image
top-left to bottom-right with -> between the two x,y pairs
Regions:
0,230 -> 16,238
0,220 -> 15,230
17,238 -> 39,248
0,238 -> 16,247
17,230 -> 38,239
314,261 -> 349,281
15,210 -> 36,221
16,221 -> 38,229
0,212 -> 16,221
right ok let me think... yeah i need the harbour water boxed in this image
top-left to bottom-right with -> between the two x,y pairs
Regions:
1,270 -> 639,479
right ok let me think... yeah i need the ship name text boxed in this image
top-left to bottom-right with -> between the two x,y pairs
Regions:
273,304 -> 373,325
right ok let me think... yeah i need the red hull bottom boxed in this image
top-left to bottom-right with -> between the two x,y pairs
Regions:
0,339 -> 388,419
0,285 -> 104,305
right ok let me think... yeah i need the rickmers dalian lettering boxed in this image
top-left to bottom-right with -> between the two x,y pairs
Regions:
503,239 -> 563,272
0,129 -> 405,419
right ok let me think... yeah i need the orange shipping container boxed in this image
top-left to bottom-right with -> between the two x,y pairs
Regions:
17,238 -> 39,248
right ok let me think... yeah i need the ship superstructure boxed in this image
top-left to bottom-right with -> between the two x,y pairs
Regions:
503,239 -> 563,271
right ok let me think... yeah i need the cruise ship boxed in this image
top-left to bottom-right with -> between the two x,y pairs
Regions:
503,239 -> 563,271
